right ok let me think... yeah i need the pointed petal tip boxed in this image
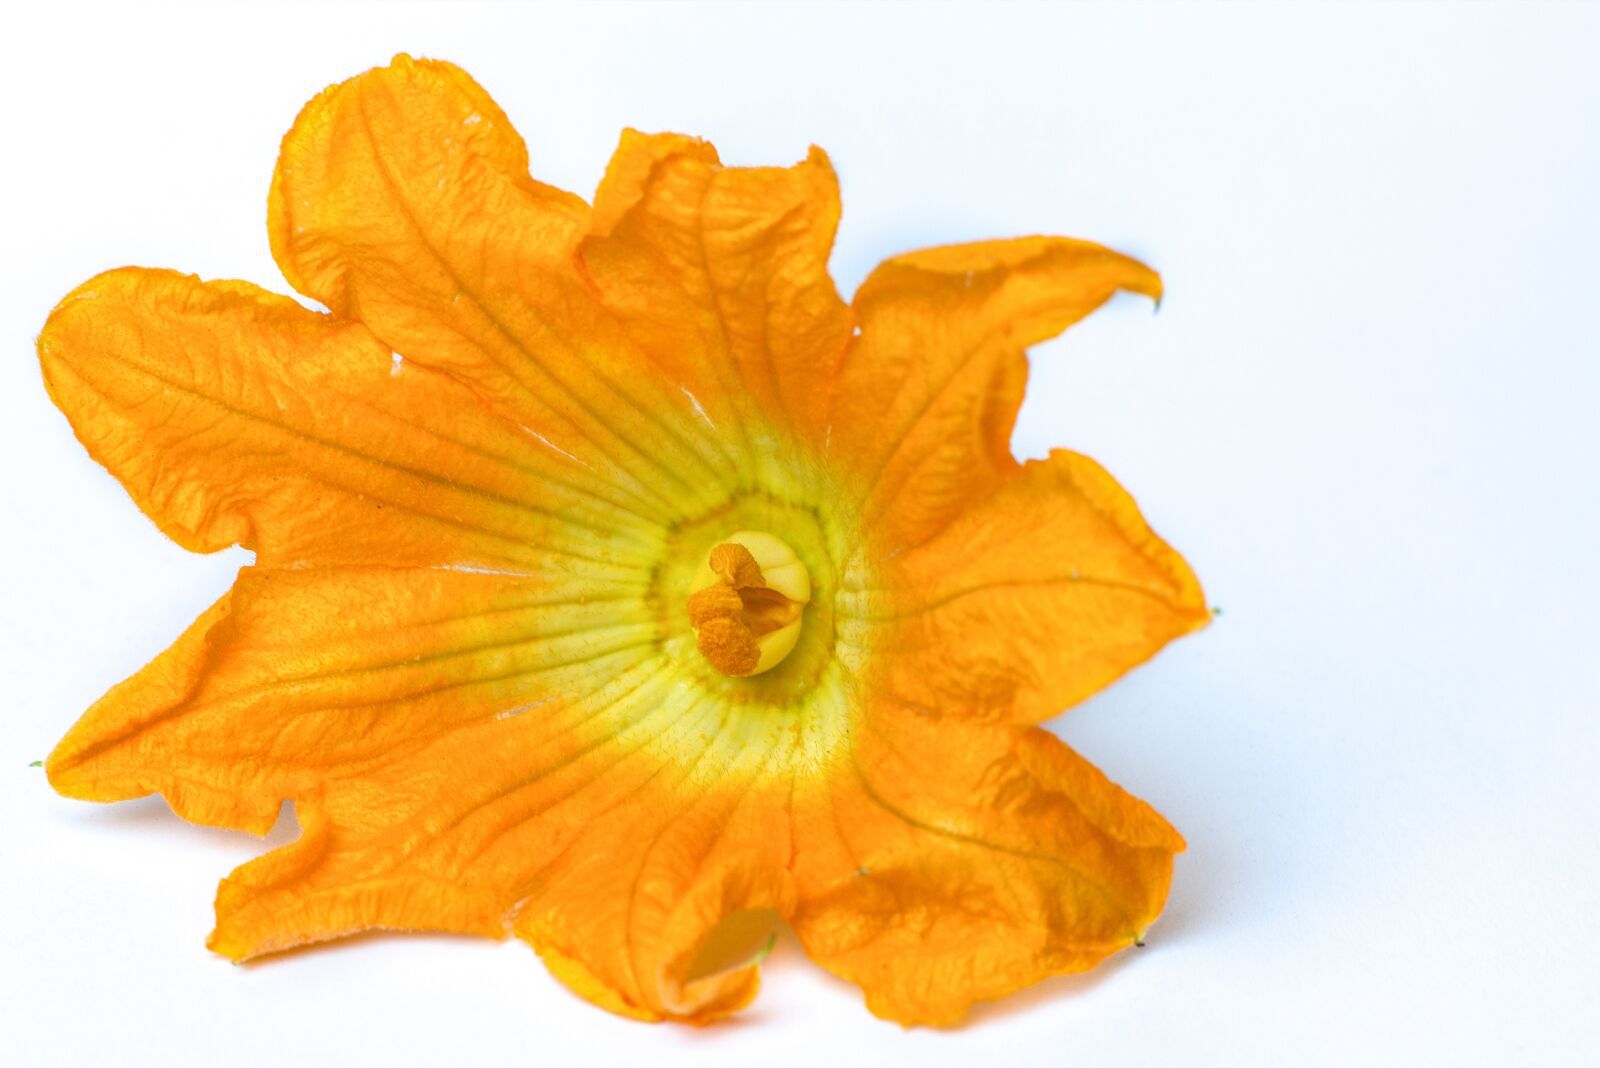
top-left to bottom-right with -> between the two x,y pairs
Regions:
204,925 -> 252,964
41,748 -> 90,800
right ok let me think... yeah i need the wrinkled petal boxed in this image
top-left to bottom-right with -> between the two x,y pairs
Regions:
842,450 -> 1208,723
832,237 -> 1162,546
207,662 -> 799,1023
47,566 -> 654,833
584,131 -> 851,461
39,267 -> 657,570
514,743 -> 796,1022
271,55 -> 726,519
791,704 -> 1183,1026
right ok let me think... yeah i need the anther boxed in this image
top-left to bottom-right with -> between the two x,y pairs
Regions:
685,531 -> 810,676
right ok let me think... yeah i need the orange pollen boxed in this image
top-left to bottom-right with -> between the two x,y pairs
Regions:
686,543 -> 805,677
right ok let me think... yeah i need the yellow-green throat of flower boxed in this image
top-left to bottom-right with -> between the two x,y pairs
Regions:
686,531 -> 811,676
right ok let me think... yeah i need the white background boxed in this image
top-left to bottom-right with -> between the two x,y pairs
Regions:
2,3 -> 1597,1066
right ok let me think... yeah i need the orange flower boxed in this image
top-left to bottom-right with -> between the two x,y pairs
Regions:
39,56 -> 1208,1026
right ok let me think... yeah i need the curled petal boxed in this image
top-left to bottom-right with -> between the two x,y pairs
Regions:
207,662 -> 798,1024
518,785 -> 795,1023
791,706 -> 1183,1026
834,237 -> 1162,544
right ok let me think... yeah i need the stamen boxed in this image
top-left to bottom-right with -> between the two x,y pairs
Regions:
686,532 -> 811,676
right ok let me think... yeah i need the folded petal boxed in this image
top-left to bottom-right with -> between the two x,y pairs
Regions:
583,131 -> 852,460
47,565 -> 654,833
843,450 -> 1207,724
791,705 -> 1183,1026
207,660 -> 800,1023
514,745 -> 796,1022
39,267 -> 657,570
832,237 -> 1162,546
270,55 -> 727,519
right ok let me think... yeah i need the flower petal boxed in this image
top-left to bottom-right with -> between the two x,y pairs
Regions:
833,237 -> 1162,545
791,705 -> 1183,1026
583,131 -> 852,455
515,770 -> 795,1023
844,450 -> 1208,724
47,565 -> 655,833
39,267 -> 656,570
270,55 -> 727,519
206,662 -> 799,1023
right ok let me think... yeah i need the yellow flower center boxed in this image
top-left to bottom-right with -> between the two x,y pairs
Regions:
685,530 -> 811,676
